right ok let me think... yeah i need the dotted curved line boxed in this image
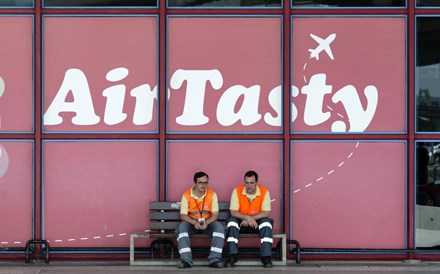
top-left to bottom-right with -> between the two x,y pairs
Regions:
295,58 -> 356,195
1,241 -> 22,245
51,233 -> 128,243
0,233 -> 129,245
293,141 -> 360,194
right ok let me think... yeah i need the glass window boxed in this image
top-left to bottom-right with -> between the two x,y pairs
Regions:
167,16 -> 282,134
168,0 -> 281,7
416,17 -> 440,132
292,140 -> 406,249
43,16 -> 158,134
292,0 -> 405,7
416,141 -> 440,249
417,0 -> 440,7
0,0 -> 33,7
291,17 -> 406,134
43,0 -> 156,7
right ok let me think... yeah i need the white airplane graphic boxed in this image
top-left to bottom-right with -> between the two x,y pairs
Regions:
308,33 -> 336,60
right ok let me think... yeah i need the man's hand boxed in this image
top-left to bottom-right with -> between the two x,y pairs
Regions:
241,215 -> 258,228
194,221 -> 207,230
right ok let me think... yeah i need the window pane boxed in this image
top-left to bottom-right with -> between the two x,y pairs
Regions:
292,0 -> 405,7
0,16 -> 34,133
168,0 -> 281,7
417,0 -> 440,7
291,17 -> 406,133
416,17 -> 440,132
43,140 -> 158,248
292,141 -> 406,249
0,0 -> 32,6
416,141 -> 440,249
167,16 -> 282,134
43,0 -> 156,7
43,16 -> 158,133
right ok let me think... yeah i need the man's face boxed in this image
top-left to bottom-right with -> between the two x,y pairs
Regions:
195,175 -> 209,193
244,175 -> 257,195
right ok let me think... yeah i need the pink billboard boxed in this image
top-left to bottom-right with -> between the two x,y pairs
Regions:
167,16 -> 282,133
43,141 -> 158,248
0,141 -> 33,248
292,17 -> 406,133
43,16 -> 158,133
0,16 -> 33,133
291,141 -> 406,249
167,141 -> 283,231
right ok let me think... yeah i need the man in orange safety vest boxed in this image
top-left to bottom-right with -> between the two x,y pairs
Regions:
175,171 -> 224,268
224,170 -> 274,268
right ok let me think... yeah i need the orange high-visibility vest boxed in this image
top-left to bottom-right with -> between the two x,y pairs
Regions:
184,188 -> 214,220
236,185 -> 268,216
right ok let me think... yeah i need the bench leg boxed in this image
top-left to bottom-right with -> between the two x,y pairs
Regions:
150,239 -> 175,259
129,234 -> 135,265
275,235 -> 287,265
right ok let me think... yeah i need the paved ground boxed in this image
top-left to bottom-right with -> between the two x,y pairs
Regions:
1,260 -> 440,274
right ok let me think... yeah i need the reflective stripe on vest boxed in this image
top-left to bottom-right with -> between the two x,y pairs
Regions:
184,188 -> 214,220
237,185 -> 267,216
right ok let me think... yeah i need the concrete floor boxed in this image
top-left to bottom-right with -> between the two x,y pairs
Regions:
1,260 -> 440,274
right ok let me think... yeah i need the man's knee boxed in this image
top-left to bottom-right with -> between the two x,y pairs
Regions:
258,217 -> 274,230
211,221 -> 225,232
226,216 -> 240,230
176,222 -> 190,237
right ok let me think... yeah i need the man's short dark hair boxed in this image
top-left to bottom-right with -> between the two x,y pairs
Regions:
194,171 -> 209,183
244,170 -> 258,182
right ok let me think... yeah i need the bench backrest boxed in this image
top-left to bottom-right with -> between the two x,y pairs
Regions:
149,201 -> 230,232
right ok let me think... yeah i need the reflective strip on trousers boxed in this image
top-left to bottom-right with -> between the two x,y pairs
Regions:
177,232 -> 189,241
261,237 -> 273,244
227,237 -> 238,243
210,246 -> 223,253
179,247 -> 191,254
227,222 -> 240,229
259,222 -> 273,230
213,232 -> 225,239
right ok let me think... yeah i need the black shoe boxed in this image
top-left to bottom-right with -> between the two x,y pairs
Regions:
261,256 -> 273,268
178,261 -> 192,268
224,254 -> 238,268
209,261 -> 223,268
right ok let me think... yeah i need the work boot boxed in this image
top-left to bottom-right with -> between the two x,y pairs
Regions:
178,261 -> 192,268
261,256 -> 273,268
208,261 -> 223,268
224,254 -> 238,267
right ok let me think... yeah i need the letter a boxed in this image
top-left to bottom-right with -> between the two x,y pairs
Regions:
44,69 -> 100,125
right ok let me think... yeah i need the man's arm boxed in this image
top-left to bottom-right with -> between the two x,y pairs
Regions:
179,193 -> 204,229
250,210 -> 269,220
180,213 -> 197,226
204,192 -> 219,228
205,192 -> 219,225
230,210 -> 259,228
205,211 -> 218,225
231,209 -> 269,221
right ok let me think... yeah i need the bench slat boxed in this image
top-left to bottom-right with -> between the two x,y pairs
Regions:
150,202 -> 230,210
217,212 -> 229,220
149,212 -> 180,220
149,221 -> 180,231
149,202 -> 179,210
218,202 -> 229,210
150,212 -> 230,221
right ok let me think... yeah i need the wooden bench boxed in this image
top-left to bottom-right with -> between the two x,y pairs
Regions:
129,201 -> 289,266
